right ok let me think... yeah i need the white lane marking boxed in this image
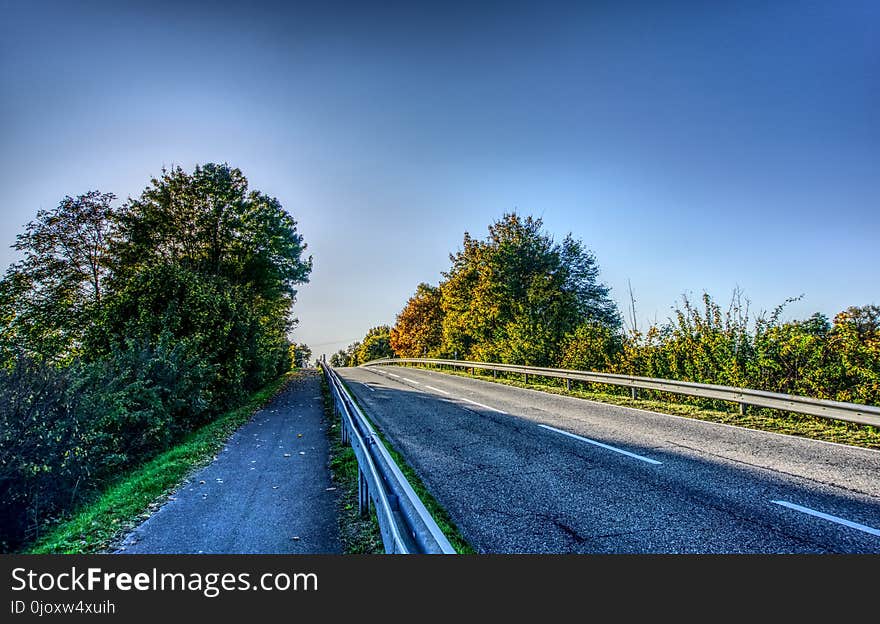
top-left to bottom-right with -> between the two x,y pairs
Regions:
387,373 -> 401,379
771,500 -> 880,537
424,385 -> 450,395
461,397 -> 507,414
360,382 -> 375,392
538,424 -> 662,465
401,377 -> 420,385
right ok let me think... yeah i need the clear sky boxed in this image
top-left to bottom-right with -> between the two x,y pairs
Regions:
2,1 -> 877,358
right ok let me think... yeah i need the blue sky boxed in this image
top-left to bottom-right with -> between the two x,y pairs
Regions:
1,1 -> 877,357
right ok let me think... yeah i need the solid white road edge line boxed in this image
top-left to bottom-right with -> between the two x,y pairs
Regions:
770,500 -> 880,537
460,397 -> 507,414
424,385 -> 450,395
538,424 -> 663,465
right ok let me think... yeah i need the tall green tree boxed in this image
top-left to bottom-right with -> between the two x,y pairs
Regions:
356,326 -> 394,364
111,163 -> 311,300
93,163 -> 312,399
290,343 -> 313,368
439,213 -> 620,365
0,191 -> 117,362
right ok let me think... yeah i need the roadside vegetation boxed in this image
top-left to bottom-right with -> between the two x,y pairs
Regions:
343,212 -> 878,445
0,164 -> 312,553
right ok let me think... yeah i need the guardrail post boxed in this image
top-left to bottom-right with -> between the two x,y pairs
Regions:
524,373 -> 529,384
565,379 -> 571,391
739,402 -> 747,415
631,387 -> 638,400
493,369 -> 497,379
358,469 -> 369,517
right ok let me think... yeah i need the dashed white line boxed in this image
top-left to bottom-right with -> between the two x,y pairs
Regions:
424,385 -> 450,395
771,500 -> 880,537
401,377 -> 420,385
387,373 -> 401,379
461,398 -> 507,414
538,424 -> 662,465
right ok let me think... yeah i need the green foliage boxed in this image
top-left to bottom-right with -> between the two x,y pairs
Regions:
390,213 -> 620,365
356,326 -> 394,364
111,163 -> 311,300
0,163 -> 310,552
329,341 -> 360,367
560,322 -> 623,372
290,343 -> 312,368
610,293 -> 880,410
0,358 -> 88,551
329,349 -> 348,367
28,373 -> 292,554
0,192 -> 117,363
616,291 -> 753,388
384,211 -> 878,412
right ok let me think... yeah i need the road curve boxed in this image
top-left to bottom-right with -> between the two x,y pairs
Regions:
337,365 -> 880,553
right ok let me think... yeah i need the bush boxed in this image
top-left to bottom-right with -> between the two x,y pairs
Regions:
0,358 -> 85,550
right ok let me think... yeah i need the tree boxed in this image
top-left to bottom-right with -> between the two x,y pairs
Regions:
329,350 -> 347,367
356,326 -> 394,364
825,305 -> 880,404
290,343 -> 313,368
0,191 -> 117,363
98,163 -> 311,393
390,283 -> 444,357
439,213 -> 620,365
330,342 -> 361,367
111,163 -> 312,300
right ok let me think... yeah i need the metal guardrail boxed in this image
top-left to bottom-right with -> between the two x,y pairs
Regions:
361,358 -> 880,428
319,360 -> 456,554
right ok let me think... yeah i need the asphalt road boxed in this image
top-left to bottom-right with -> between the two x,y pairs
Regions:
117,370 -> 340,554
337,365 -> 880,553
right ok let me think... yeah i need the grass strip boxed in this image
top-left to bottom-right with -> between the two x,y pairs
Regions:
28,372 -> 297,554
407,365 -> 880,451
321,375 -> 383,554
329,373 -> 475,554
369,424 -> 476,554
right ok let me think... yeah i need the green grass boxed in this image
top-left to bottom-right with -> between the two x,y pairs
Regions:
27,372 -> 297,554
333,375 -> 475,554
321,376 -> 383,554
370,426 -> 476,554
404,364 -> 880,451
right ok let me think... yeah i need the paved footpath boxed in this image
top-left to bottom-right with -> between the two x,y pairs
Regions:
117,370 -> 340,554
